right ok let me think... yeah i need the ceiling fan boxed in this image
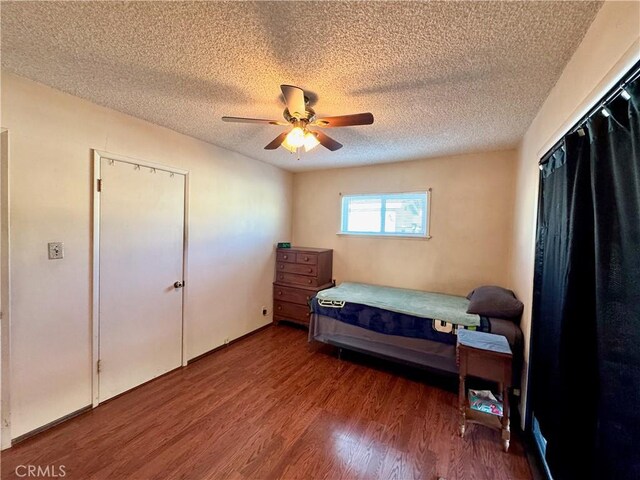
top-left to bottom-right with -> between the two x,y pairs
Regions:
222,85 -> 374,154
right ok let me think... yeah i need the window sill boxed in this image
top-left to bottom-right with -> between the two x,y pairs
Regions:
336,232 -> 432,240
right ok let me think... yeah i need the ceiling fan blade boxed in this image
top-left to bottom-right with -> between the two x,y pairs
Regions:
280,85 -> 306,118
314,131 -> 343,151
222,116 -> 287,125
264,132 -> 289,150
312,112 -> 374,128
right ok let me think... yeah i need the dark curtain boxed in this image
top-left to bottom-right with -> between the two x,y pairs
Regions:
532,77 -> 640,479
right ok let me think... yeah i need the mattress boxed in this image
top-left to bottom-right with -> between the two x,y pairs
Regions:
316,282 -> 481,327
311,297 -> 491,344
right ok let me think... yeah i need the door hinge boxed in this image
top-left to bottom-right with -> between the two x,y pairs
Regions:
97,359 -> 102,373
97,179 -> 102,192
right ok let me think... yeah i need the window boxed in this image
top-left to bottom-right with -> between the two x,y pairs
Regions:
340,191 -> 430,238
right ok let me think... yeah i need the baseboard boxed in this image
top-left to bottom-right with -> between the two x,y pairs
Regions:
11,405 -> 92,446
187,323 -> 273,364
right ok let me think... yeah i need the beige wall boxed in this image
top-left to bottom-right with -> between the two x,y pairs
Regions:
292,150 -> 517,296
510,0 -> 640,421
1,72 -> 293,438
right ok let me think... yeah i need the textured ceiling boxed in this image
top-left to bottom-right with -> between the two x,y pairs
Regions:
1,1 -> 602,171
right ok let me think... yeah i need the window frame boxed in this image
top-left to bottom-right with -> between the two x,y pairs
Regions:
338,190 -> 431,239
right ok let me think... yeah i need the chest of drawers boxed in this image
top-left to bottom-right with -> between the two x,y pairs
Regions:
273,247 -> 333,326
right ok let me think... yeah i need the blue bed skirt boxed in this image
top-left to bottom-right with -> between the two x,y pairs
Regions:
310,298 -> 490,345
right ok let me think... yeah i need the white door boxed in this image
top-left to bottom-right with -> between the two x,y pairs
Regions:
98,158 -> 185,402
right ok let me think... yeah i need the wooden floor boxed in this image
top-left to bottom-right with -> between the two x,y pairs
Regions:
1,325 -> 532,480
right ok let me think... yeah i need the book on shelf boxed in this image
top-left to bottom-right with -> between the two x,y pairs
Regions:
468,389 -> 503,416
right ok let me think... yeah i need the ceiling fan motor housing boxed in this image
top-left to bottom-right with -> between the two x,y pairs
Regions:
284,106 -> 316,124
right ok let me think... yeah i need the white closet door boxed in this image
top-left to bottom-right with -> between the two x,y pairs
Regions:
98,159 -> 185,402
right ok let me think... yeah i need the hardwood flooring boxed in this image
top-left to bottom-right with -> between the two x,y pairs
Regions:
1,325 -> 532,480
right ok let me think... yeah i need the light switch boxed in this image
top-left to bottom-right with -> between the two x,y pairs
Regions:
48,242 -> 64,260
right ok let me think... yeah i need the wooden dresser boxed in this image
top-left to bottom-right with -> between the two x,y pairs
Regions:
273,247 -> 333,326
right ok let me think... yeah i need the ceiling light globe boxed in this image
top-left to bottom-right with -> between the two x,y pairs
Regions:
303,131 -> 320,152
281,140 -> 297,153
285,127 -> 305,148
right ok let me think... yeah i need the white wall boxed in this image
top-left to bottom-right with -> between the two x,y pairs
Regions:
1,72 -> 293,438
1,129 -> 10,448
510,0 -> 640,422
292,150 -> 517,297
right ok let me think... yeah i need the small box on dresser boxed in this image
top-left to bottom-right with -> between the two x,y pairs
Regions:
273,247 -> 333,326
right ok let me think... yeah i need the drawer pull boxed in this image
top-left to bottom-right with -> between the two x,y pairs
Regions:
304,256 -> 309,261
308,279 -> 312,284
306,312 -> 310,317
283,255 -> 288,260
279,264 -> 284,269
308,268 -> 312,273
306,296 -> 310,301
278,291 -> 282,296
279,275 -> 284,280
277,305 -> 282,310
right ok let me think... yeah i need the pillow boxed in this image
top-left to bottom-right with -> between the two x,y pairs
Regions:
466,285 -> 523,320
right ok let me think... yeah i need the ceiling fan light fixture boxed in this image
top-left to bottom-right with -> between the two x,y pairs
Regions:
284,126 -> 305,148
303,131 -> 320,152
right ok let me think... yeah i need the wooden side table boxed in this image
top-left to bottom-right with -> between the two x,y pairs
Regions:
457,329 -> 513,452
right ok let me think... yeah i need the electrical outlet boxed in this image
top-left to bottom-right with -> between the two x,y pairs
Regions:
48,242 -> 64,260
262,306 -> 268,316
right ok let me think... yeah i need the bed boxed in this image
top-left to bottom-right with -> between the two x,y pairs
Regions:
308,282 -> 523,381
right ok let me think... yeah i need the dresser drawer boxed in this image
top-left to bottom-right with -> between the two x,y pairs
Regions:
276,251 -> 296,263
276,263 -> 317,276
296,253 -> 317,265
275,272 -> 318,287
274,301 -> 311,323
273,285 -> 315,305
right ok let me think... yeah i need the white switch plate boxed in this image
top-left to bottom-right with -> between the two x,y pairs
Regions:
48,242 -> 64,259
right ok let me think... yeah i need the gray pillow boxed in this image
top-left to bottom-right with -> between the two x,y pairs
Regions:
466,285 -> 523,320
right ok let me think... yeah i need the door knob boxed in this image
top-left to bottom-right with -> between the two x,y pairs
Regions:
174,281 -> 184,289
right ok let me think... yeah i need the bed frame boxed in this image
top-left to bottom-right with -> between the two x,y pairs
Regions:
309,312 -> 523,383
